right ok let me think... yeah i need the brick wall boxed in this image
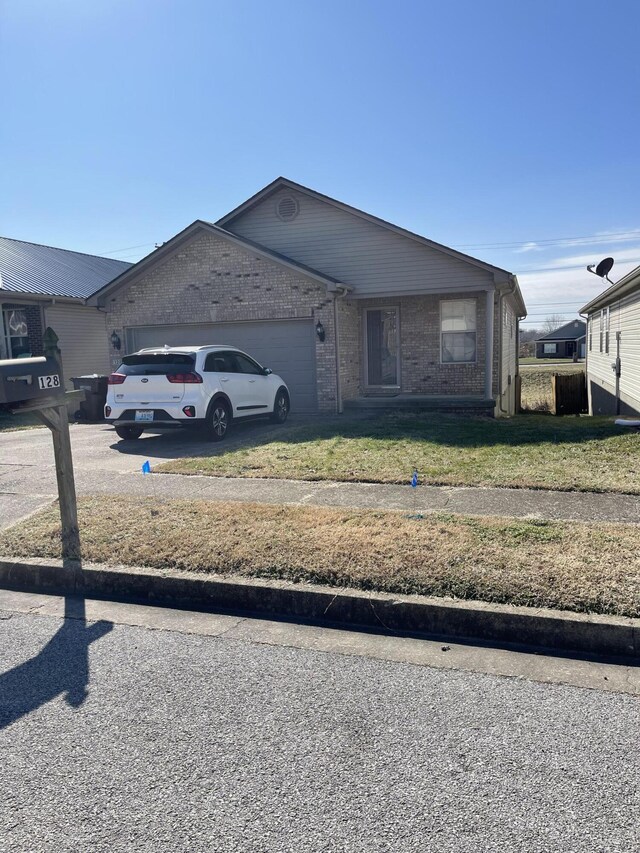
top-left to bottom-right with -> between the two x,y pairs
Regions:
337,298 -> 360,400
103,230 -> 339,411
340,293 -> 491,398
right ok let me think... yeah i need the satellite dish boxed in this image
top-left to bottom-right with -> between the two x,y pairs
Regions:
595,257 -> 614,278
587,257 -> 614,283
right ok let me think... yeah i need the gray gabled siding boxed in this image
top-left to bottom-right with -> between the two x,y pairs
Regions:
225,188 -> 494,297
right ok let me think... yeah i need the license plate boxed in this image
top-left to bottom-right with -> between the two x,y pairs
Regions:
135,410 -> 154,422
37,374 -> 61,390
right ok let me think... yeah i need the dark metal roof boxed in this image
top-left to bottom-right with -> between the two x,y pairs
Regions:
0,236 -> 132,300
536,319 -> 586,342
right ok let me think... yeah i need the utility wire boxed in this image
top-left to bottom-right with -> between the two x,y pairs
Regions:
457,229 -> 640,249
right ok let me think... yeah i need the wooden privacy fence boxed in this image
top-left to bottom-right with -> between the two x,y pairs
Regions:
551,372 -> 587,416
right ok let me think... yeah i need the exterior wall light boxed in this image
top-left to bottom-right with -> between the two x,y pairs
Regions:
110,331 -> 122,351
315,320 -> 325,342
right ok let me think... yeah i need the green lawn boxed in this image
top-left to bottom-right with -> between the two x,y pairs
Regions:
2,495 -> 638,617
158,412 -> 640,494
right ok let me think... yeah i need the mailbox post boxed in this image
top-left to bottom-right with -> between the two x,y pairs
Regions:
0,328 -> 83,559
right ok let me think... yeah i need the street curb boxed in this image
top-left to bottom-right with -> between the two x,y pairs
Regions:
0,557 -> 638,660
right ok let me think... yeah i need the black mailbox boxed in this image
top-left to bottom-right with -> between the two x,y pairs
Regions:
0,355 -> 64,409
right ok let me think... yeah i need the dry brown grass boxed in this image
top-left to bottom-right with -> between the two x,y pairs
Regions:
520,364 -> 585,412
2,496 -> 639,617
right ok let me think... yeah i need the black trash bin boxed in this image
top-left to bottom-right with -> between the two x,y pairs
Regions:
71,375 -> 109,421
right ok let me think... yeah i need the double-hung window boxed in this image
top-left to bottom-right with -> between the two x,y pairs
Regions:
2,308 -> 31,359
441,299 -> 477,363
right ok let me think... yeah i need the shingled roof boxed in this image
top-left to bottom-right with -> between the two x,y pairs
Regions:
536,319 -> 586,342
0,236 -> 132,300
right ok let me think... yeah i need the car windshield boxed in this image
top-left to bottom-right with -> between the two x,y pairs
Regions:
118,354 -> 196,376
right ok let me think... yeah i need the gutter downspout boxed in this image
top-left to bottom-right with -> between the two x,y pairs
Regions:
333,286 -> 349,414
579,310 -> 589,414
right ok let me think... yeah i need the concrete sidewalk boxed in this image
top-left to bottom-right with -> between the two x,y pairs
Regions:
2,465 -> 639,526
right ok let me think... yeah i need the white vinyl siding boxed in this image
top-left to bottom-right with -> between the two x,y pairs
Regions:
44,304 -> 110,389
586,288 -> 640,414
440,299 -> 477,363
226,188 -> 495,297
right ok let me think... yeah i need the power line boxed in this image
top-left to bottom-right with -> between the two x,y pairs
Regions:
457,228 -> 640,250
97,242 -> 156,256
516,258 -> 640,274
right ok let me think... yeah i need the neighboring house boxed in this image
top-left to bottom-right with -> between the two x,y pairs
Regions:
89,178 -> 527,416
535,320 -> 586,359
0,236 -> 131,387
581,264 -> 640,416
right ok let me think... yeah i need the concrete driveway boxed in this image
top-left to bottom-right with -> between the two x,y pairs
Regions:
0,418 -> 291,528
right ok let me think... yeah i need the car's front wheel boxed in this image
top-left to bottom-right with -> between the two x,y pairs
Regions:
207,400 -> 231,441
271,388 -> 290,424
114,426 -> 144,441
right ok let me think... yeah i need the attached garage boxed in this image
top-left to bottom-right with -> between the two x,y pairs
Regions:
125,318 -> 318,412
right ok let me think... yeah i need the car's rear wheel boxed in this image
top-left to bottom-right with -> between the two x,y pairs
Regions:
115,426 -> 144,441
271,388 -> 290,424
207,400 -> 231,441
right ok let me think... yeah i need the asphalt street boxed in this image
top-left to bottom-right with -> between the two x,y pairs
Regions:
1,422 -> 639,527
0,595 -> 638,853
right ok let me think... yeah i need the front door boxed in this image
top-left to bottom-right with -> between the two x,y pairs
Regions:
365,308 -> 399,388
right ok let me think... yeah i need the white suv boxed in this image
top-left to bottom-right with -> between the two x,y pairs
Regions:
105,345 -> 290,441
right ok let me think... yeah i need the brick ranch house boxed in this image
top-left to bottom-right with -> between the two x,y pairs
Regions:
90,178 -> 527,416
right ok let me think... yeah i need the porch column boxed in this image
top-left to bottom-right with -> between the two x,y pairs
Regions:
484,288 -> 495,400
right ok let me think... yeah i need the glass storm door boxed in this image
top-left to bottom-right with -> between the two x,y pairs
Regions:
366,308 -> 399,386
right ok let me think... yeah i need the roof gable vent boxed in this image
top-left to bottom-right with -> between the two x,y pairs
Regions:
276,195 -> 299,222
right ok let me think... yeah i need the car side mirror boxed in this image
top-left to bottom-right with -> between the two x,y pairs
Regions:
263,368 -> 272,376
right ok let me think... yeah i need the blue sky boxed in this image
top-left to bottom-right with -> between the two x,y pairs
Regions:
1,0 -> 638,326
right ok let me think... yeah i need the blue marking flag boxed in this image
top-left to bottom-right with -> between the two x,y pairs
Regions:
142,460 -> 151,475
411,470 -> 418,488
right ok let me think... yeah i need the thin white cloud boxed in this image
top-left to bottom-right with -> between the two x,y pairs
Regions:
555,228 -> 640,249
542,245 -> 640,270
515,241 -> 541,253
517,257 -> 640,321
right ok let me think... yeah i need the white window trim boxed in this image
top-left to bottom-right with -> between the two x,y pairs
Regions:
1,304 -> 31,360
440,298 -> 478,365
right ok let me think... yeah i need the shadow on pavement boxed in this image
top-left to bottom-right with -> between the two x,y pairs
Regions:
107,414 -> 320,461
0,594 -> 113,730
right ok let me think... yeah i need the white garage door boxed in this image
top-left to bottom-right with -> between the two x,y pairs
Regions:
126,319 -> 317,412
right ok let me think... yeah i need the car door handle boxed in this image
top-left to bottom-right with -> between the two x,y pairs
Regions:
220,377 -> 229,382
249,379 -> 256,383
